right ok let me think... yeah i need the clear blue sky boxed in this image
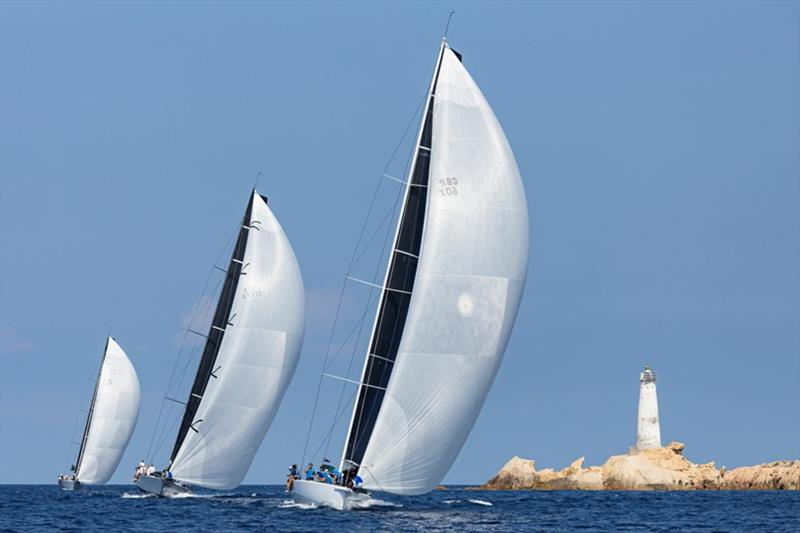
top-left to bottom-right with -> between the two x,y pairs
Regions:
1,1 -> 798,485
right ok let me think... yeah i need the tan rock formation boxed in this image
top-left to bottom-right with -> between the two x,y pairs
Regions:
482,455 -> 603,490
720,461 -> 800,490
479,442 -> 799,491
483,456 -> 536,489
602,441 -> 720,490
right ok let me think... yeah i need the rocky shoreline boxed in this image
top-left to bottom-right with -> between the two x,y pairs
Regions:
477,442 -> 799,491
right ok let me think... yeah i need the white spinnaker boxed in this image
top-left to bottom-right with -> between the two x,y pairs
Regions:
77,337 -> 141,484
359,47 -> 529,495
171,192 -> 305,489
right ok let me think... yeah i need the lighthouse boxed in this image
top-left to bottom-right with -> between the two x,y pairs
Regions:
636,365 -> 661,450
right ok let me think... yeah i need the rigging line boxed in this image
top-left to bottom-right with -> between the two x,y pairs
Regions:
150,408 -> 184,464
347,94 -> 425,273
347,190 -> 403,274
311,388 -> 358,467
166,212 -> 247,460
345,190 -> 402,463
324,239 -> 387,456
362,464 -> 388,494
322,193 -> 400,375
64,371 -> 96,471
382,93 -> 427,175
301,276 -> 348,468
302,95 -> 425,467
146,224 -> 239,462
345,48 -> 444,465
146,277 -> 222,462
347,94 -> 426,274
252,170 -> 263,190
303,91 -> 429,468
342,192 -> 398,385
321,291 -> 381,375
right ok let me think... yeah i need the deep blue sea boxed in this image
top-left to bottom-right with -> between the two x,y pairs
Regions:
1,485 -> 798,532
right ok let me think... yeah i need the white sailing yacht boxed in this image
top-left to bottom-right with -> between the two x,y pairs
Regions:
290,38 -> 529,509
58,336 -> 141,490
135,190 -> 305,496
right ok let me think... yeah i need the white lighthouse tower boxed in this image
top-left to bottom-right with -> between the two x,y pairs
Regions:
636,365 -> 662,450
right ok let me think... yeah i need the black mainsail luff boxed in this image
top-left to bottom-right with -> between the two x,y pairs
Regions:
169,193 -> 260,464
74,337 -> 110,477
342,44 -> 451,478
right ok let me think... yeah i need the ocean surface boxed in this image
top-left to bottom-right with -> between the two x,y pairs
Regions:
1,485 -> 798,532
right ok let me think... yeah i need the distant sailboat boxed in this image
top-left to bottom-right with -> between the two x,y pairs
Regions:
135,190 -> 305,497
290,38 -> 529,509
58,337 -> 141,490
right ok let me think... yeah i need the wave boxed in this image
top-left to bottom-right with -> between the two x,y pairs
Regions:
467,498 -> 493,507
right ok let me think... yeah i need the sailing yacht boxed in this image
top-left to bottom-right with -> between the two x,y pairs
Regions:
290,38 -> 529,509
58,337 -> 141,490
135,190 -> 305,496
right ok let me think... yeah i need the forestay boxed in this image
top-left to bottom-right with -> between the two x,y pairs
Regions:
170,191 -> 305,489
358,46 -> 529,495
76,337 -> 141,484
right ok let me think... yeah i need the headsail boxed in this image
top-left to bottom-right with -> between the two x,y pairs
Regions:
169,191 -> 305,490
75,336 -> 141,484
356,45 -> 529,495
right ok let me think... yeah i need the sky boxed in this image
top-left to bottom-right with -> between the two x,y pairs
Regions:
1,1 -> 798,485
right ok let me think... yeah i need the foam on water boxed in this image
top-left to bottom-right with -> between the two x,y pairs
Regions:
351,497 -> 402,509
120,492 -> 156,499
279,499 -> 318,510
467,498 -> 493,507
170,492 -> 230,499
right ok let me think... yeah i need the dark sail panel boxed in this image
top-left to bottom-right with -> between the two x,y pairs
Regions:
343,49 -> 447,476
75,337 -> 110,475
169,194 -> 255,464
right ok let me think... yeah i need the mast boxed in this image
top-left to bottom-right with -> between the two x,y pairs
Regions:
168,193 -> 260,465
74,337 -> 110,477
339,40 -> 449,474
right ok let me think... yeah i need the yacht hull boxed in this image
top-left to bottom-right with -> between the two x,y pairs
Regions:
58,478 -> 81,491
134,474 -> 191,497
289,479 -> 370,511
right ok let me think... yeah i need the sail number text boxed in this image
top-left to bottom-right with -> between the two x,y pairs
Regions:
438,177 -> 458,197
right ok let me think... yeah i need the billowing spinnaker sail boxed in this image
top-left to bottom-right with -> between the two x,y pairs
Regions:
76,337 -> 141,484
171,192 -> 305,489
358,47 -> 529,495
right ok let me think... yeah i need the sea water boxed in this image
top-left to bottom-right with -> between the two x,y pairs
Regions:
1,485 -> 798,532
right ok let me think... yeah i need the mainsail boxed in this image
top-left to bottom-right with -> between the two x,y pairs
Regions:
75,336 -> 141,484
342,43 -> 529,495
168,190 -> 305,490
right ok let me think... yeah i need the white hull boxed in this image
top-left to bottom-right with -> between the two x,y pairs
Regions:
289,479 -> 370,511
58,478 -> 80,491
134,474 -> 191,497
